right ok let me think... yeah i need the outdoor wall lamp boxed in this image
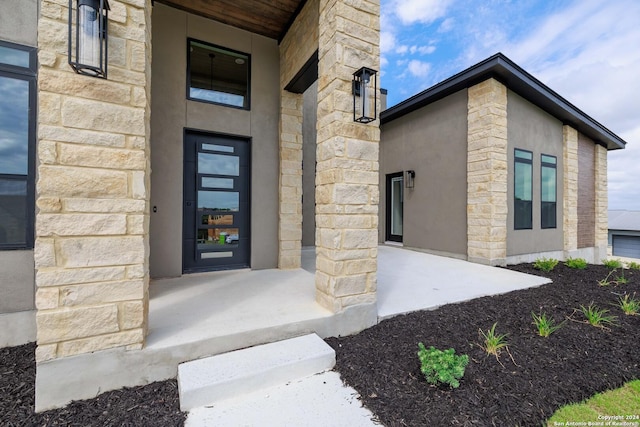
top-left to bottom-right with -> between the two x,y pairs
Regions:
405,170 -> 415,188
68,0 -> 110,78
352,67 -> 378,123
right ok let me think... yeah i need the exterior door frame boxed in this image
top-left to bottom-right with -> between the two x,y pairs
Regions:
183,129 -> 251,273
385,172 -> 404,243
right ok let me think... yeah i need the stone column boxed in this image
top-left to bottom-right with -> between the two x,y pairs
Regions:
278,91 -> 304,269
594,144 -> 608,261
34,0 -> 152,361
315,0 -> 380,312
562,125 -> 579,257
466,79 -> 508,266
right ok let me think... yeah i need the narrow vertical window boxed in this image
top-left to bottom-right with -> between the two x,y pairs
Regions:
0,41 -> 35,249
514,149 -> 533,229
541,154 -> 557,229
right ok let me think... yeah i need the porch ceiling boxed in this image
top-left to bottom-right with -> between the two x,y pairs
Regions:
156,0 -> 305,40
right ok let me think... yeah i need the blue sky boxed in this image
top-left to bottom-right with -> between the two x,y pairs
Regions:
380,0 -> 640,210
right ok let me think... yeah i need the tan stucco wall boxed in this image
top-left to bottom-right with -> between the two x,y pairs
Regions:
149,4 -> 280,278
506,90 -> 564,256
379,90 -> 468,257
0,0 -> 37,315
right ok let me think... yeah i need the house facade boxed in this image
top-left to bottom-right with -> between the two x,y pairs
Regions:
608,210 -> 640,259
1,0 -> 381,410
379,54 -> 625,265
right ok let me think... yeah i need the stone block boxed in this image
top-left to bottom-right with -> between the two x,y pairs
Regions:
36,288 -> 59,310
39,92 -> 61,125
334,184 -> 369,205
57,236 -> 145,268
334,274 -> 367,297
342,229 -> 377,249
60,280 -> 144,307
36,214 -> 127,237
36,197 -> 62,213
63,198 -> 146,213
38,166 -> 129,198
61,97 -> 145,136
39,124 -> 126,148
57,329 -> 144,358
34,239 -> 57,268
40,68 -> 131,106
36,305 -> 119,344
36,266 -> 126,288
35,344 -> 57,363
58,144 -> 146,170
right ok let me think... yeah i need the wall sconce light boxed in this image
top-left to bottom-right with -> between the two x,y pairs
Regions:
352,67 -> 378,123
68,0 -> 110,78
405,170 -> 415,188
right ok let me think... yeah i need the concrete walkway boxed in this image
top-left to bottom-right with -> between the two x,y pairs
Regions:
184,246 -> 550,426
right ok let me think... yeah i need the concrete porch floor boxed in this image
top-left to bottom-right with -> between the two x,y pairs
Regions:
35,245 -> 550,411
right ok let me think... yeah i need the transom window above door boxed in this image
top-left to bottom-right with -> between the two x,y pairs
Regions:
187,39 -> 250,110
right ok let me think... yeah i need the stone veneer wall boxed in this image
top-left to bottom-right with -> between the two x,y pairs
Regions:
594,144 -> 608,255
315,0 -> 380,312
563,125 -> 579,254
466,79 -> 508,265
278,0 -> 319,269
34,0 -> 152,361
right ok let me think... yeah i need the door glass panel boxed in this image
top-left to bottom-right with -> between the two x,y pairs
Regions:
0,76 -> 29,175
201,214 -> 234,226
0,179 -> 27,245
202,177 -> 234,189
202,251 -> 233,259
198,153 -> 239,176
197,228 -> 239,248
198,191 -> 239,211
391,177 -> 403,236
202,143 -> 234,153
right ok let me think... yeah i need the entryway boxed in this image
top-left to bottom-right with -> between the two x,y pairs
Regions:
385,172 -> 403,243
183,131 -> 250,273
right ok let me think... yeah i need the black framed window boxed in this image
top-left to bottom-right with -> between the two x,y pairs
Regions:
514,149 -> 533,230
541,154 -> 557,229
0,40 -> 36,249
187,39 -> 250,110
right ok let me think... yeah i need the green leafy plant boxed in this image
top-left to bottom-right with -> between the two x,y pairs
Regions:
627,261 -> 640,270
479,322 -> 509,356
579,303 -> 617,328
565,257 -> 588,269
531,311 -> 565,337
417,343 -> 469,388
603,259 -> 623,269
533,257 -> 558,272
598,269 -> 617,286
616,269 -> 628,284
618,293 -> 640,316
598,268 -> 627,286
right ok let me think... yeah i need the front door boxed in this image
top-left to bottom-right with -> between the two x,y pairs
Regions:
386,172 -> 403,243
183,131 -> 250,272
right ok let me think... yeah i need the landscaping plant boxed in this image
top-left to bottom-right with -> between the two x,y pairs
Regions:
533,257 -> 558,272
602,259 -> 623,269
618,293 -> 640,316
579,303 -> 617,328
479,322 -> 509,356
531,311 -> 564,337
417,343 -> 469,389
565,257 -> 588,269
627,261 -> 640,270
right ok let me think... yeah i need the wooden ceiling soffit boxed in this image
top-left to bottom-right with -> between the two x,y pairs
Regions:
156,0 -> 306,41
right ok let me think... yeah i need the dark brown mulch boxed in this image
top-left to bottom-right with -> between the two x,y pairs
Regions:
0,342 -> 186,427
327,263 -> 640,427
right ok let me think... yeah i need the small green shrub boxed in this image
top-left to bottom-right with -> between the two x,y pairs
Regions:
603,259 -> 623,269
533,257 -> 558,272
417,343 -> 469,389
618,294 -> 640,316
627,261 -> 640,270
579,303 -> 617,328
531,312 -> 565,337
616,269 -> 628,284
565,257 -> 588,269
479,322 -> 509,356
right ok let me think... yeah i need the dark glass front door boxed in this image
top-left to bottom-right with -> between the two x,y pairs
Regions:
183,131 -> 250,272
386,172 -> 403,243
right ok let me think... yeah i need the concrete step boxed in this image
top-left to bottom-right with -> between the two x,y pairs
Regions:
178,333 -> 335,411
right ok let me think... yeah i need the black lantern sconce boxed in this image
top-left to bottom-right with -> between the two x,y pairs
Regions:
405,170 -> 415,189
352,67 -> 378,123
68,0 -> 110,78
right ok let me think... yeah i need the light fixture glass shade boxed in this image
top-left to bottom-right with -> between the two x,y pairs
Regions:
68,0 -> 109,78
353,67 -> 378,123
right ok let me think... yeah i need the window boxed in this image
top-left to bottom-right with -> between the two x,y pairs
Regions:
541,154 -> 557,229
0,41 -> 36,249
514,149 -> 533,230
187,39 -> 250,110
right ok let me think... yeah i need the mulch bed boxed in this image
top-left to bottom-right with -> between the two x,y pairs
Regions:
2,264 -> 638,426
327,263 -> 640,426
0,342 -> 186,426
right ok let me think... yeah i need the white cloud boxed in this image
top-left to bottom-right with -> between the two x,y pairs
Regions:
396,45 -> 408,54
407,60 -> 431,77
438,17 -> 454,33
392,0 -> 453,25
410,45 -> 436,55
380,30 -> 396,53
